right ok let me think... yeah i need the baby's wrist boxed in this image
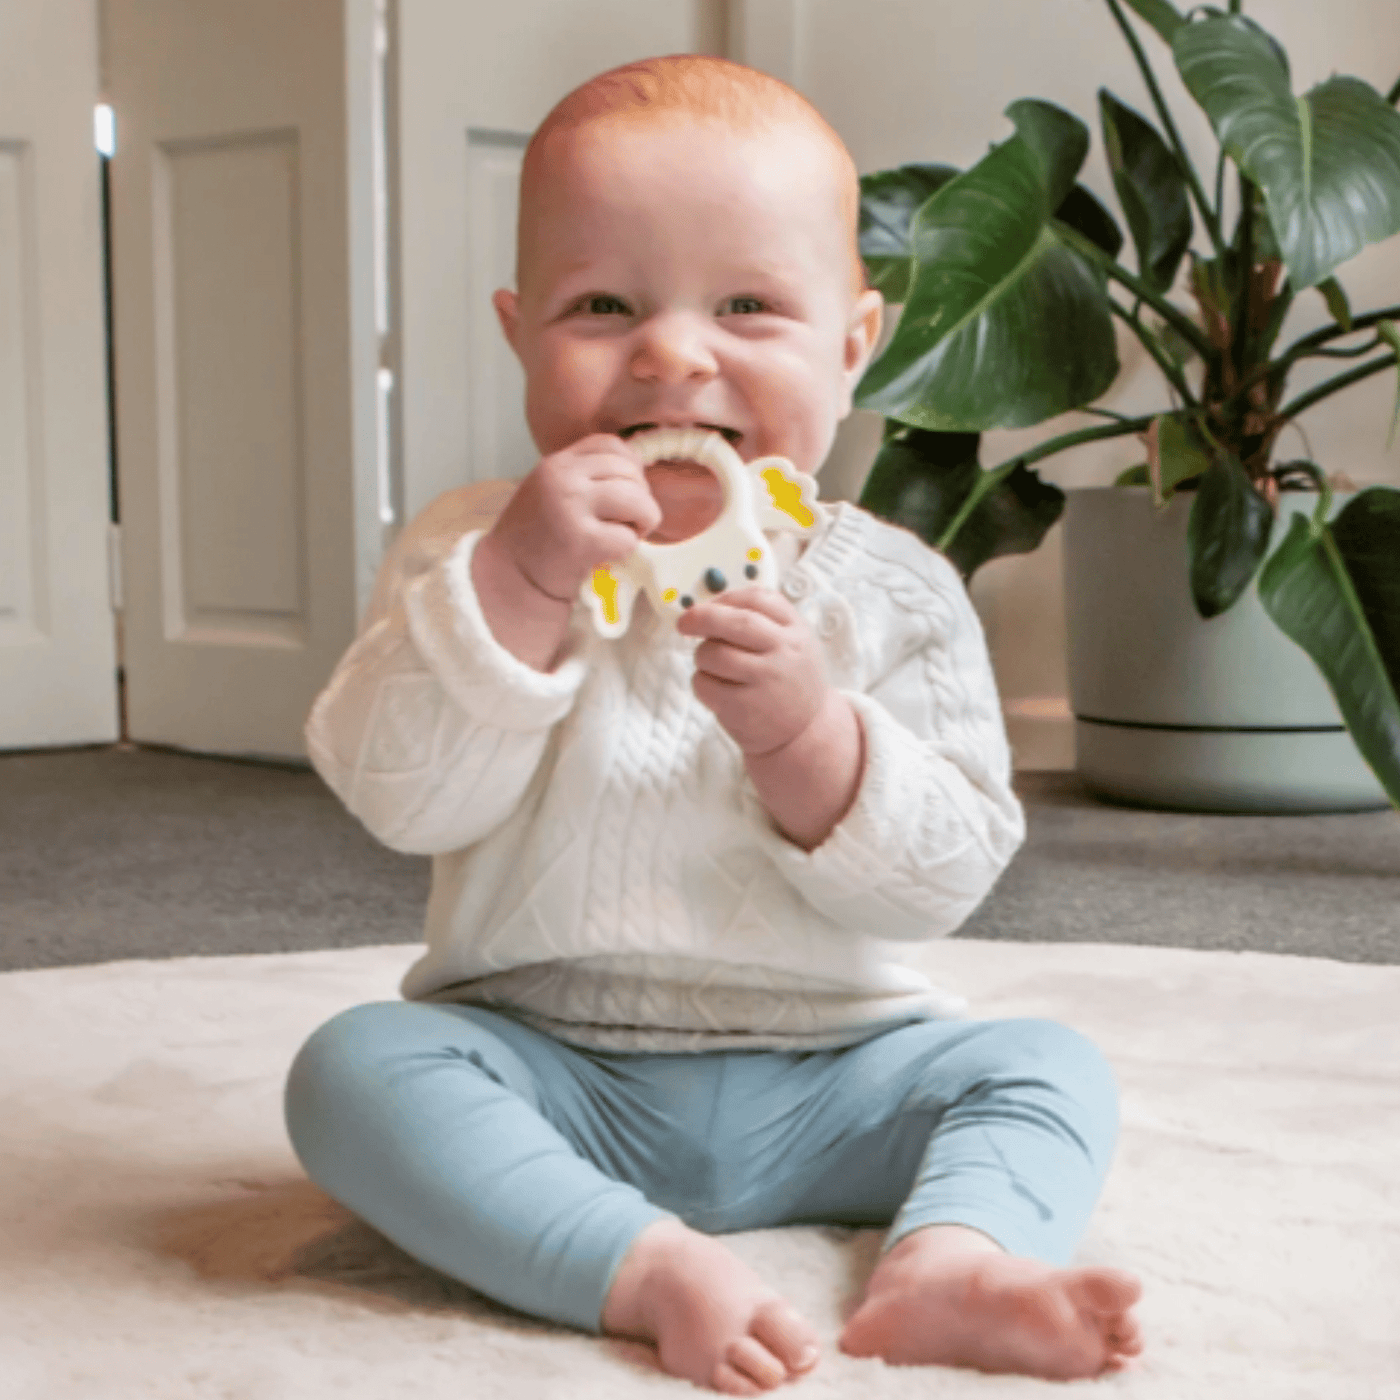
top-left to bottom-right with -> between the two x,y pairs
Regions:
744,692 -> 863,850
471,530 -> 575,671
478,531 -> 575,610
775,689 -> 854,764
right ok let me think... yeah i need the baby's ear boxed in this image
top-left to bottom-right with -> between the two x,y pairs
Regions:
838,289 -> 885,413
845,289 -> 883,371
492,288 -> 521,353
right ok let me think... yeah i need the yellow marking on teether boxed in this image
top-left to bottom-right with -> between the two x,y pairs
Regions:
591,567 -> 621,626
747,547 -> 763,561
662,587 -> 678,603
760,467 -> 815,528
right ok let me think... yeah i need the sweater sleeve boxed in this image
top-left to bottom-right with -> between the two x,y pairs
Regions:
740,535 -> 1025,941
304,491 -> 588,855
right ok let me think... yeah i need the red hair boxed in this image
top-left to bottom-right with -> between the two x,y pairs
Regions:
516,54 -> 865,299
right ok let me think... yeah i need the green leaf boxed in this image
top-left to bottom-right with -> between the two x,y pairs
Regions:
1174,14 -> 1400,288
1099,89 -> 1193,292
1114,463 -> 1151,486
1258,488 -> 1400,806
1006,99 -> 1090,210
1151,413 -> 1211,504
1317,276 -> 1352,332
858,427 -> 1065,579
1154,315 -> 1200,368
1378,320 -> 1400,448
1187,451 -> 1275,616
1121,0 -> 1184,44
858,164 -> 961,302
854,104 -> 1118,431
1055,184 -> 1124,258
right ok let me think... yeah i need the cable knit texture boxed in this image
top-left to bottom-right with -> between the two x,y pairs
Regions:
305,483 -> 1025,1051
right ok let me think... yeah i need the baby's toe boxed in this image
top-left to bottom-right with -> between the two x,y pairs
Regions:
1109,1314 -> 1144,1356
722,1335 -> 789,1390
749,1299 -> 820,1373
711,1363 -> 762,1397
1080,1268 -> 1142,1314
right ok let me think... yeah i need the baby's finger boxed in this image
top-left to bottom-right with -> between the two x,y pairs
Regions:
678,597 -> 783,653
703,585 -> 798,628
692,637 -> 764,685
587,521 -> 652,570
589,477 -> 662,538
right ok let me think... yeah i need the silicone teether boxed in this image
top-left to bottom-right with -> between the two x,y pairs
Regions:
580,429 -> 821,638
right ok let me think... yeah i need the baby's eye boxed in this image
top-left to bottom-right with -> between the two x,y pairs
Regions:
721,295 -> 767,316
580,294 -> 630,316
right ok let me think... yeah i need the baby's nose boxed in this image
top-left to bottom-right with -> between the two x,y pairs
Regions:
629,312 -> 718,382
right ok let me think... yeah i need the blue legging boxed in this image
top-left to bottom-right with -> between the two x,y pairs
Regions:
284,1003 -> 1118,1334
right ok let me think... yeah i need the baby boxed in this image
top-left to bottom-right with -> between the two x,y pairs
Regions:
286,54 -> 1143,1393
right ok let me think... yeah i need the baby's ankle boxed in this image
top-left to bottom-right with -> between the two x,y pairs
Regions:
600,1217 -> 693,1337
882,1223 -> 1005,1274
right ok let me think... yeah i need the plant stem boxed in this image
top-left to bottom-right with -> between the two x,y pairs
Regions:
1219,304 -> 1400,413
1110,296 -> 1198,405
1309,338 -> 1384,359
1275,351 -> 1398,424
1388,75 -> 1400,106
1103,0 -> 1227,257
1213,147 -> 1227,221
935,416 -> 1154,550
1058,221 -> 1215,360
1283,304 -> 1400,358
1280,460 -> 1335,532
1232,169 -> 1256,382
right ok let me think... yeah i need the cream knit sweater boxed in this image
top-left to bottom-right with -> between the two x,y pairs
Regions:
305,485 -> 1025,1051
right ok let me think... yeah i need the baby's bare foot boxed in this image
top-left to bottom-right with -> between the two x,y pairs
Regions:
602,1218 -> 821,1394
838,1225 -> 1143,1380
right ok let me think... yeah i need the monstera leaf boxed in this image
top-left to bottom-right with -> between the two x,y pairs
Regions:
1121,0 -> 1183,43
857,427 -> 1065,579
1099,89 -> 1192,292
858,163 -> 961,302
854,100 -> 1118,431
1187,450 -> 1274,617
1174,13 -> 1400,289
1259,488 -> 1400,806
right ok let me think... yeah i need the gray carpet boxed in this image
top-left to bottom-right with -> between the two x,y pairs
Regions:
1,744 -> 1396,972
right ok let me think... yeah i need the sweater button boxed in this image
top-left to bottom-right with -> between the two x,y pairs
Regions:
782,574 -> 809,600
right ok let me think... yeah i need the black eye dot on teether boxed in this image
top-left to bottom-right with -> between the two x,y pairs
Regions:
680,595 -> 694,608
744,563 -> 758,579
703,568 -> 727,593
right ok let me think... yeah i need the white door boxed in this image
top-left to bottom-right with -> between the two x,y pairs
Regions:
392,0 -> 727,517
104,0 -> 381,760
0,0 -> 119,749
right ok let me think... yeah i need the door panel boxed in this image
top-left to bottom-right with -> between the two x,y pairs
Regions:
0,0 -> 118,749
106,0 -> 378,759
394,0 -> 725,518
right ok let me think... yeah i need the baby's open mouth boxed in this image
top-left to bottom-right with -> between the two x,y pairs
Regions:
620,422 -> 742,447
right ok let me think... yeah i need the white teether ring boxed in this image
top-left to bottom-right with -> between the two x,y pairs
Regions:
580,429 -> 821,638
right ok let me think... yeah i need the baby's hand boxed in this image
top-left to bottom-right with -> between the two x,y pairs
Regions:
488,434 -> 662,603
676,587 -> 831,756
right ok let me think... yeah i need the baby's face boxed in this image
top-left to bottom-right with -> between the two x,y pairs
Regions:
494,116 -> 882,489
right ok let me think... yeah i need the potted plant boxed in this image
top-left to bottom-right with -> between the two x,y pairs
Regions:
853,0 -> 1400,812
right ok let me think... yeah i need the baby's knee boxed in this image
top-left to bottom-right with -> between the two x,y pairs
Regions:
1002,1020 -> 1121,1162
285,1001 -> 405,1129
983,1018 -> 1119,1109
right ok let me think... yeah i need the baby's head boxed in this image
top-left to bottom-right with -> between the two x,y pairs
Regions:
493,55 -> 883,488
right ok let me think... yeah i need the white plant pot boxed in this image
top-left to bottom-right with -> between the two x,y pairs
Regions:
1063,486 -> 1390,813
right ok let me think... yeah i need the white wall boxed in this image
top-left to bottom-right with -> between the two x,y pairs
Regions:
764,0 -> 1400,767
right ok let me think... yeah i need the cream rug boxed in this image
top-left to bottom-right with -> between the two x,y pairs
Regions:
2,940 -> 1397,1400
